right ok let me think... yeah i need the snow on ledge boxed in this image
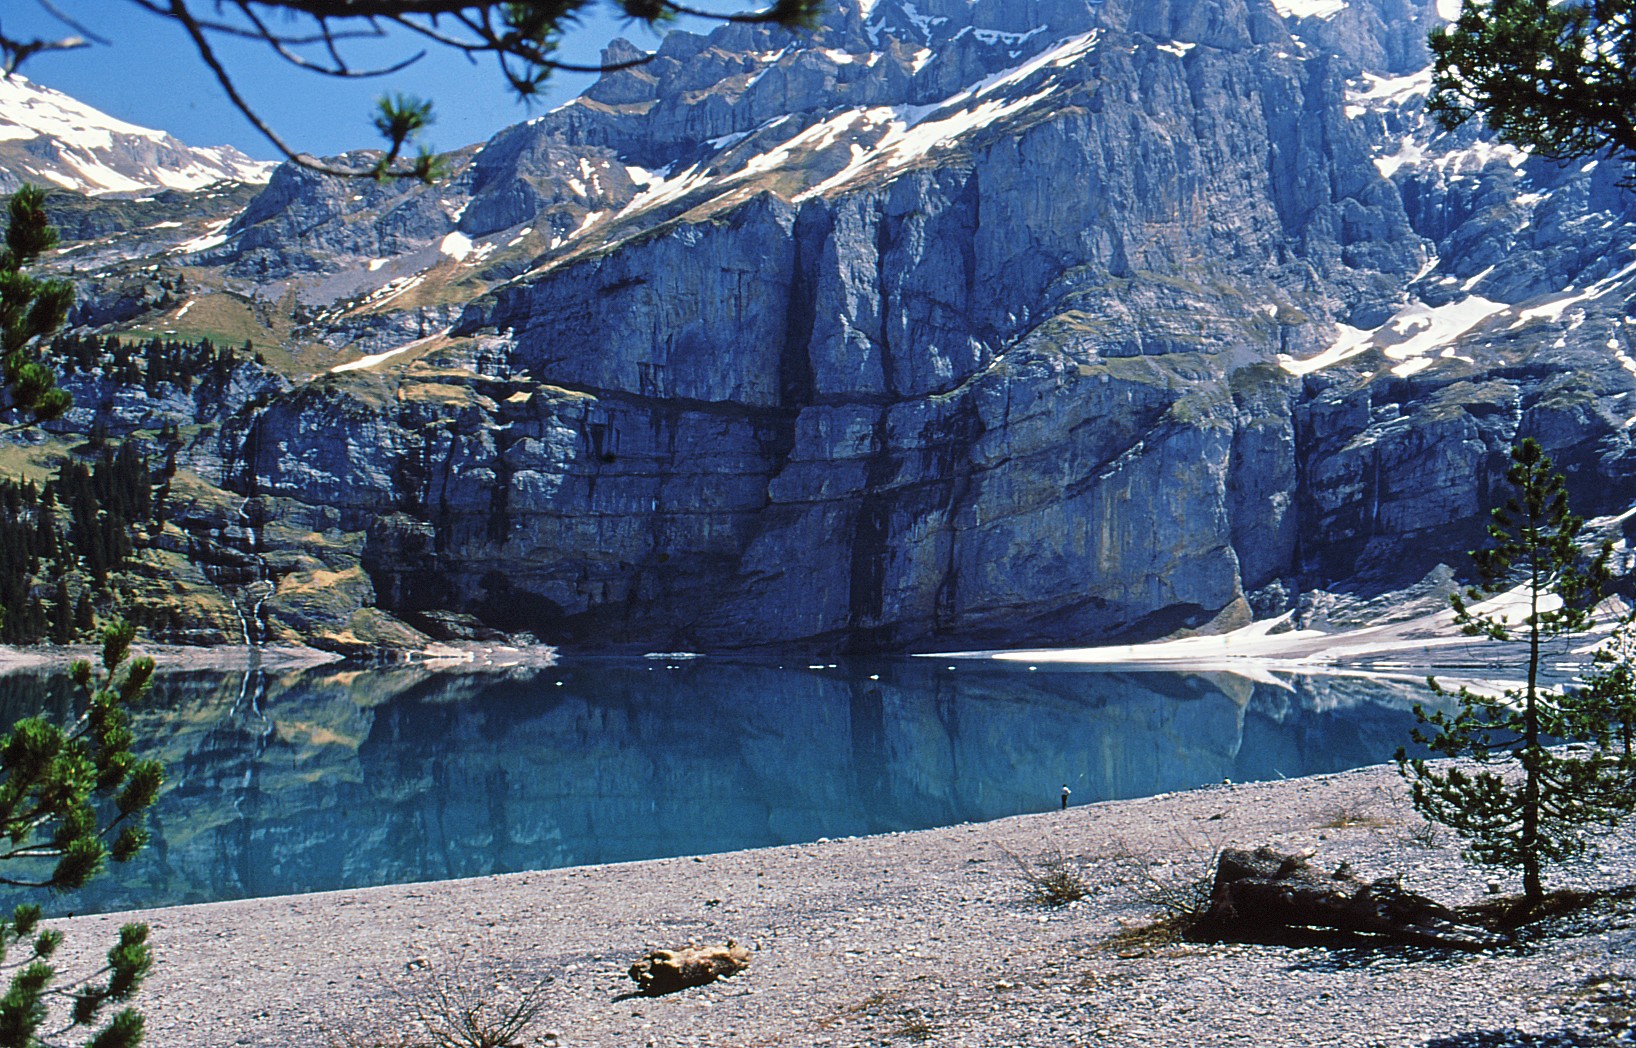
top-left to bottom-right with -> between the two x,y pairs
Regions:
330,328 -> 451,374
1269,0 -> 1347,19
1279,295 -> 1505,377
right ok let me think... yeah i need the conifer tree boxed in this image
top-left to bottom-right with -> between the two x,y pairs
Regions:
0,187 -> 162,1047
0,622 -> 162,1048
1575,611 -> 1636,756
1430,0 -> 1635,167
1399,439 -> 1636,907
0,186 -> 72,426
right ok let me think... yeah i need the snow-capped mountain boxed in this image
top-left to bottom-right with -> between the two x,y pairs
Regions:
0,73 -> 273,195
17,0 -> 1636,655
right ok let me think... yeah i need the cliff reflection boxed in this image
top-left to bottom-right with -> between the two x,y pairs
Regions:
2,660 -> 1433,914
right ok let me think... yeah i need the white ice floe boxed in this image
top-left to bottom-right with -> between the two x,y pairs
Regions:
925,585 -> 1589,683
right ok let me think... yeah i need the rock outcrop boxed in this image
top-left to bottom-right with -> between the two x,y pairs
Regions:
10,0 -> 1636,653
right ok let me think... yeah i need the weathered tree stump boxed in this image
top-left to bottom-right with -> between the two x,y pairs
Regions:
1194,847 -> 1511,950
627,943 -> 751,995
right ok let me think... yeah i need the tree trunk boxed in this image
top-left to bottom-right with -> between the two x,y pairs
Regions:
1194,847 -> 1510,950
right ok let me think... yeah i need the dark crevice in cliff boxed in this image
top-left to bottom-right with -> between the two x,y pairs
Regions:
929,397 -> 984,638
874,205 -> 900,396
846,410 -> 896,648
782,207 -> 823,411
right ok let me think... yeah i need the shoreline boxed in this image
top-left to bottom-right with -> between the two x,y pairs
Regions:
50,761 -> 1636,1048
0,639 -> 561,675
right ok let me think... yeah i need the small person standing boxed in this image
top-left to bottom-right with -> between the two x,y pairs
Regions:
1060,783 -> 1071,810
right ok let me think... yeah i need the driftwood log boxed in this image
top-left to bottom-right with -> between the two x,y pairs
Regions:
1194,847 -> 1511,950
628,943 -> 751,995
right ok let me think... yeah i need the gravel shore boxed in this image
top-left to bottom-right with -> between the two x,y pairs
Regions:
53,762 -> 1636,1048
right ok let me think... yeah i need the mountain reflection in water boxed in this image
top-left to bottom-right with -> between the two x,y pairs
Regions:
0,659 -> 1436,915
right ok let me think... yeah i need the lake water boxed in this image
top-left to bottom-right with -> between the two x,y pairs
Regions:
0,657 -> 1440,915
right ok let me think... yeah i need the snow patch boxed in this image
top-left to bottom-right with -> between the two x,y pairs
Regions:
1269,0 -> 1347,19
1461,264 -> 1496,292
1508,257 -> 1636,328
439,232 -> 474,262
796,89 -> 1057,201
331,328 -> 451,375
171,218 -> 234,255
1280,295 -> 1506,376
1348,68 -> 1432,106
900,2 -> 949,39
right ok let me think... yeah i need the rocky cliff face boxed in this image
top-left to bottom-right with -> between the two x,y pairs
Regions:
11,0 -> 1636,653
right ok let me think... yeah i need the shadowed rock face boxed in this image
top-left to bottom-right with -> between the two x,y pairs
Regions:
18,0 -> 1636,653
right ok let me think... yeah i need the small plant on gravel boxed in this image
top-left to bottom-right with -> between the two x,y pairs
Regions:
1003,845 -> 1092,906
1133,855 -> 1218,923
1318,804 -> 1390,830
1102,839 -> 1222,948
1406,819 -> 1445,848
891,1011 -> 938,1042
330,957 -> 554,1048
1559,972 -> 1636,1038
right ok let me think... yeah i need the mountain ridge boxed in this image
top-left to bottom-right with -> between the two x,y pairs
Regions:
0,73 -> 273,196
3,0 -> 1635,655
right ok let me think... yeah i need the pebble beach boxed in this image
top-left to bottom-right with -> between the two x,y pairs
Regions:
47,762 -> 1636,1048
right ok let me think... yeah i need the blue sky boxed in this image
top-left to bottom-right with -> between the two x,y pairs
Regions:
3,3 -> 682,159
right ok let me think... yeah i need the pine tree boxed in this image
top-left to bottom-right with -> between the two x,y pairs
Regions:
1399,439 -> 1635,907
1430,0 -> 1635,167
0,621 -> 162,1048
0,186 -> 72,426
48,578 -> 72,645
0,187 -> 161,1047
1575,611 -> 1636,757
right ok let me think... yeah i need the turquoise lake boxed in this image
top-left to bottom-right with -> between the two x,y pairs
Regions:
0,657 -> 1439,915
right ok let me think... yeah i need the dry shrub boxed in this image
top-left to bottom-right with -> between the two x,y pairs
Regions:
1406,819 -> 1444,848
1102,837 -> 1224,948
1318,804 -> 1390,830
1002,845 -> 1092,906
328,955 -> 554,1048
